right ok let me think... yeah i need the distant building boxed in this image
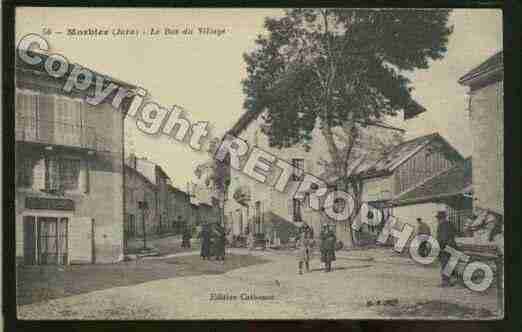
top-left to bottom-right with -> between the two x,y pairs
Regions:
198,202 -> 220,225
459,51 -> 503,215
166,184 -> 191,233
125,154 -> 172,234
124,164 -> 158,240
15,53 -> 135,264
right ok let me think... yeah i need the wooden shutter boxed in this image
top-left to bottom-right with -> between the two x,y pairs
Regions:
23,216 -> 36,265
68,217 -> 94,264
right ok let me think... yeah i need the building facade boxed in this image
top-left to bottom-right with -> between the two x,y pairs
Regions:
224,108 -> 423,247
166,184 -> 192,234
125,154 -> 172,236
459,51 -> 503,215
15,54 -> 135,264
124,165 -> 158,239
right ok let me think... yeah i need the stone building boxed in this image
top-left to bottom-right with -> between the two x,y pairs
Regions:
458,51 -> 503,215
224,107 -> 423,247
125,154 -> 172,234
15,52 -> 135,264
166,184 -> 192,234
124,164 -> 158,239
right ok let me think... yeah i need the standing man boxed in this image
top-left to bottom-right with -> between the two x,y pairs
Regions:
319,224 -> 328,271
416,218 -> 431,257
323,226 -> 337,272
296,228 -> 314,274
435,211 -> 457,287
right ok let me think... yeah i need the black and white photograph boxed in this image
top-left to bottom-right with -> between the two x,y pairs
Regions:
10,7 -> 504,321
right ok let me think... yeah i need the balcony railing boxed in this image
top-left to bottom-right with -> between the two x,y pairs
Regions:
15,116 -> 111,151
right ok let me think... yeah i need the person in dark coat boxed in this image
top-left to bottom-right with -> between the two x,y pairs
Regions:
181,224 -> 192,248
435,211 -> 457,287
198,223 -> 211,260
213,223 -> 226,261
416,218 -> 431,257
321,225 -> 337,272
319,225 -> 328,270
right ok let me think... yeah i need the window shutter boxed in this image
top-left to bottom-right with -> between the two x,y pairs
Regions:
288,197 -> 294,219
33,157 -> 46,191
47,156 -> 61,191
84,159 -> 90,194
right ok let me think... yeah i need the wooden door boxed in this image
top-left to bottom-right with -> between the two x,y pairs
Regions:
68,217 -> 94,264
23,216 -> 36,265
37,217 -> 59,265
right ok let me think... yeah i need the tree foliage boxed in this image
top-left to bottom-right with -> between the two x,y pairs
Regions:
242,9 -> 453,245
243,8 -> 452,148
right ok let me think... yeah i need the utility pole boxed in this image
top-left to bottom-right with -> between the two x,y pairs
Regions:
138,200 -> 149,250
187,182 -> 196,228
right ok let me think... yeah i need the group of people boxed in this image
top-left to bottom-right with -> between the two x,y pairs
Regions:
295,223 -> 338,274
198,222 -> 226,261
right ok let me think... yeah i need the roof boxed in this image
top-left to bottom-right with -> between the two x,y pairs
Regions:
458,51 -> 503,87
124,164 -> 157,190
16,50 -> 138,90
358,133 -> 463,178
393,157 -> 472,205
167,184 -> 188,198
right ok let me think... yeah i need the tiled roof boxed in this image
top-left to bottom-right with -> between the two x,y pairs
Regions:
358,133 -> 462,178
124,164 -> 157,190
394,157 -> 472,204
458,51 -> 503,86
16,50 -> 138,90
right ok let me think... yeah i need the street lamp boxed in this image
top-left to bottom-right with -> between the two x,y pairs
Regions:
138,200 -> 149,250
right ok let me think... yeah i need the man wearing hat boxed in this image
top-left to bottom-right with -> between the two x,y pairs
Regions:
416,218 -> 431,257
435,211 -> 457,287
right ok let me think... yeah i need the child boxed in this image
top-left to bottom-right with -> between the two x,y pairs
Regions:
296,234 -> 313,274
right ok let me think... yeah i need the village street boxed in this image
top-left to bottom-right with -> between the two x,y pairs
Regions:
17,236 -> 500,320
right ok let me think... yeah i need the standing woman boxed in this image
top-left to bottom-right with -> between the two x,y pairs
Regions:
199,223 -> 211,260
324,226 -> 337,272
215,223 -> 226,262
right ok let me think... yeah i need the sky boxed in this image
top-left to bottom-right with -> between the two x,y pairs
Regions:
16,8 -> 502,190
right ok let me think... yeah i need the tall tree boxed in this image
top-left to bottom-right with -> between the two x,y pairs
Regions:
242,9 -> 453,246
195,137 -> 231,224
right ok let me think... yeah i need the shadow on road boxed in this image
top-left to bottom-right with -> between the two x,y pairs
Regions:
308,265 -> 373,273
17,253 -> 270,306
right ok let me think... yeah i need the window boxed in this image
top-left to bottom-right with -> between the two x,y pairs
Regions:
293,198 -> 302,222
16,92 -> 38,140
45,157 -> 81,191
61,158 -> 81,190
291,158 -> 305,181
55,97 -> 83,146
17,157 -> 34,187
237,209 -> 243,234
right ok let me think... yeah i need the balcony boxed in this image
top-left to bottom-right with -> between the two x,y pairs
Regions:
15,116 -> 111,152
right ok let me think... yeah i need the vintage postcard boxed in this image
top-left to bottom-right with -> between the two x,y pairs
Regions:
13,7 -> 503,320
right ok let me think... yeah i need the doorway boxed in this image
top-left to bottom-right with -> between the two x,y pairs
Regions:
23,216 -> 68,265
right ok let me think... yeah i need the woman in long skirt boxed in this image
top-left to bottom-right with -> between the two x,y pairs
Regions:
199,223 -> 211,259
